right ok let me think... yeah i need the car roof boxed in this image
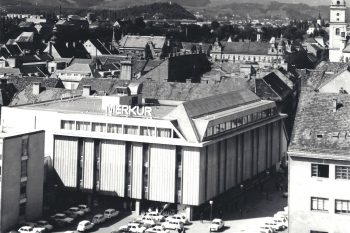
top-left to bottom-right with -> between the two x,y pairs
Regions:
94,214 -> 103,217
105,208 -> 115,211
79,220 -> 90,224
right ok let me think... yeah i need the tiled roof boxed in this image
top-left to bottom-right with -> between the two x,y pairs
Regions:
10,86 -> 82,106
262,72 -> 292,100
6,77 -> 63,92
183,89 -> 260,118
181,42 -> 211,51
221,42 -> 269,55
254,79 -> 282,101
77,77 -> 250,101
289,91 -> 350,156
119,35 -> 166,50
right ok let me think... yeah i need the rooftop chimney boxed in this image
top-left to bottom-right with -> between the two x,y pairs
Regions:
83,85 -> 91,96
333,98 -> 337,113
120,60 -> 132,80
33,82 -> 41,95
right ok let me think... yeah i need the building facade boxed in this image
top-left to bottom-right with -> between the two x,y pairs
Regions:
0,130 -> 45,232
1,87 -> 287,219
288,91 -> 350,233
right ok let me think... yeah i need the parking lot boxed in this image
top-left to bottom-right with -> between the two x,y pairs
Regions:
44,173 -> 287,233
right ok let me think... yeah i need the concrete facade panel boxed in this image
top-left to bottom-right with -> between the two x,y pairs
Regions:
182,147 -> 201,206
149,144 -> 176,203
100,140 -> 126,196
54,136 -> 78,188
131,142 -> 143,199
82,139 -> 94,190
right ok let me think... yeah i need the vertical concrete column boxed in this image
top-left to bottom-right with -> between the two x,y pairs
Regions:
185,206 -> 194,221
134,200 -> 142,215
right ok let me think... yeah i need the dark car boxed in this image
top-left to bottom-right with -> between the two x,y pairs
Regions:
63,210 -> 79,221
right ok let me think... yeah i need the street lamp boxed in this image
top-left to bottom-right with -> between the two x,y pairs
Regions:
209,200 -> 213,221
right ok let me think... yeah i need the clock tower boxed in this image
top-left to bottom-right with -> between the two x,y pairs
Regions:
329,0 -> 348,62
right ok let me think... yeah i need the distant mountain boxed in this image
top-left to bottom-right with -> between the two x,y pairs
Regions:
209,0 -> 330,6
2,0 -> 210,9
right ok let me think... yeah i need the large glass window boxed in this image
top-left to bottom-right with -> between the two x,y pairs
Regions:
311,197 -> 329,211
335,199 -> 350,214
335,166 -> 350,180
91,122 -> 106,132
124,125 -> 138,135
140,127 -> 155,136
61,120 -> 75,130
76,121 -> 91,131
107,124 -> 122,133
311,164 -> 329,178
156,128 -> 171,138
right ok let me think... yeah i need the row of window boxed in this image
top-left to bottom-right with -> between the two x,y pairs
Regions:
311,197 -> 350,214
205,108 -> 277,138
311,164 -> 350,180
61,120 -> 177,139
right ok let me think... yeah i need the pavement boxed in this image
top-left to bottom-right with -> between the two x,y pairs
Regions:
49,174 -> 288,233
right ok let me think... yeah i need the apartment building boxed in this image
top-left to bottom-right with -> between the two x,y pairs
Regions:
1,85 -> 287,219
289,91 -> 350,233
0,129 -> 45,232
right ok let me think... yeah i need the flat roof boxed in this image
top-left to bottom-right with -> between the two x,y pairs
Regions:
0,128 -> 43,139
16,97 -> 177,119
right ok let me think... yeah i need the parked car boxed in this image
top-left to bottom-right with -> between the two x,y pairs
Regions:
36,220 -> 53,231
63,210 -> 79,221
51,213 -> 74,226
104,209 -> 119,219
208,218 -> 224,232
273,218 -> 287,229
145,226 -> 170,233
146,212 -> 165,222
141,216 -> 156,227
259,226 -> 274,233
165,214 -> 189,225
161,220 -> 183,231
69,207 -> 85,217
119,223 -> 146,233
18,226 -> 45,233
265,220 -> 282,231
78,205 -> 91,214
77,220 -> 94,232
92,214 -> 106,224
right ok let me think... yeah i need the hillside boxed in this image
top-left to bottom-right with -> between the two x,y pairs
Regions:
203,1 -> 331,20
1,0 -> 210,9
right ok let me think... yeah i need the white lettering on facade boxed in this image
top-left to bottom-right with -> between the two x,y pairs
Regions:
106,105 -> 152,117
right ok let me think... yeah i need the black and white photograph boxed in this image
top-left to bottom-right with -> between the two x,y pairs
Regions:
0,0 -> 347,232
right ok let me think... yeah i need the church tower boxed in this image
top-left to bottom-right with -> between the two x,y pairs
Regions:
329,0 -> 347,62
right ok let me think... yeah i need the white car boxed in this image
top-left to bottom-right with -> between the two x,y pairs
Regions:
78,205 -> 91,214
161,220 -> 184,230
145,225 -> 170,233
92,214 -> 106,224
119,223 -> 146,233
104,209 -> 119,219
36,220 -> 53,231
208,218 -> 224,232
77,220 -> 94,232
69,207 -> 85,216
166,214 -> 189,225
260,226 -> 274,233
141,216 -> 156,227
273,218 -> 288,229
18,226 -> 45,233
146,212 -> 165,222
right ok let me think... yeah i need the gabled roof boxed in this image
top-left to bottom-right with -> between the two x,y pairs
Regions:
15,32 -> 34,43
119,35 -> 166,50
6,77 -> 63,92
289,91 -> 350,157
182,89 -> 260,118
10,86 -> 82,106
86,39 -> 111,55
221,41 -> 270,55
